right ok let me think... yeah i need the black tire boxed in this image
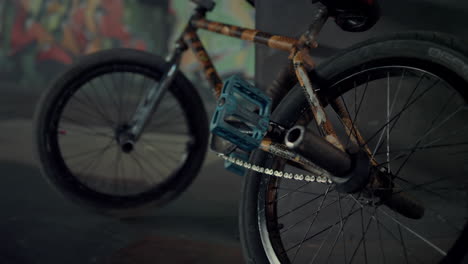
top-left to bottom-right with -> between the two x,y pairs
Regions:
33,48 -> 209,216
240,31 -> 468,263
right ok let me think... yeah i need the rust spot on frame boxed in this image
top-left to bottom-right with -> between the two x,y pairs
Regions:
292,49 -> 315,70
268,36 -> 296,51
207,21 -> 222,32
192,18 -> 298,51
230,26 -> 242,38
241,29 -> 259,41
205,67 -> 215,76
293,51 -> 344,151
331,99 -> 378,165
221,25 -> 230,35
260,138 -> 272,149
183,29 -> 223,98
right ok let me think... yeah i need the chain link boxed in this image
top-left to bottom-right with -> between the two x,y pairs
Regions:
217,153 -> 332,184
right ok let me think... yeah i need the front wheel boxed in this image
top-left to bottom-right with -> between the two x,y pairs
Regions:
240,32 -> 468,264
33,49 -> 209,216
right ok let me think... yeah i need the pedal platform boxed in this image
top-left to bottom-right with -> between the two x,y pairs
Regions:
210,75 -> 272,175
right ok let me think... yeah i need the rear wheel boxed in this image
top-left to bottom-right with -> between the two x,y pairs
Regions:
240,32 -> 468,263
33,49 -> 209,216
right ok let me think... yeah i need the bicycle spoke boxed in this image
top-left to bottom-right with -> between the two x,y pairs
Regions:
267,182 -> 312,206
374,141 -> 468,155
394,105 -> 465,177
60,116 -> 113,138
151,109 -> 186,129
119,152 -> 127,194
348,210 -> 373,264
284,206 -> 362,254
363,78 -> 439,146
132,150 -> 166,180
76,141 -> 114,182
113,149 -> 122,192
65,139 -> 114,166
375,213 -> 426,264
278,186 -> 335,219
386,71 -> 391,172
308,222 -> 336,264
291,185 -> 332,262
323,194 -> 355,263
350,196 -> 427,263
280,198 -> 340,234
361,208 -> 369,264
88,79 -> 115,125
75,86 -> 114,127
395,211 -> 410,264
378,208 -> 447,256
120,71 -> 129,121
144,144 -> 178,172
141,139 -> 179,160
373,197 -> 387,264
59,123 -> 113,138
129,152 -> 158,186
148,142 -> 185,161
270,182 -> 312,204
109,70 -> 123,124
63,144 -> 113,161
370,70 -> 407,160
339,77 -> 368,149
274,187 -> 353,199
374,153 -> 408,169
68,95 -> 113,126
99,75 -> 121,122
421,121 -> 468,149
394,176 -> 461,205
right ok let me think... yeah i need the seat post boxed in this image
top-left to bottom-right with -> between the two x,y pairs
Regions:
298,2 -> 329,48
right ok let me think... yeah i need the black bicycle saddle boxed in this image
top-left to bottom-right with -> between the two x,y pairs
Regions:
313,0 -> 381,32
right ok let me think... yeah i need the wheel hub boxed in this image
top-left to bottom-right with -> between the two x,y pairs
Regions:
332,152 -> 425,219
115,124 -> 136,153
332,150 -> 373,194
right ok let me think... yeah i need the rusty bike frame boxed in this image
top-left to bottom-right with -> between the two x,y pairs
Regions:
126,2 -> 372,180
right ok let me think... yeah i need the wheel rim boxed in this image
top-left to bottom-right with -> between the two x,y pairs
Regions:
45,64 -> 195,198
258,65 -> 468,263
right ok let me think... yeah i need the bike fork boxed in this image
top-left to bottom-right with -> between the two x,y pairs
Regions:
117,43 -> 186,150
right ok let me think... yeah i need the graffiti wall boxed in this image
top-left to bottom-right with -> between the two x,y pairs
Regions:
0,0 -> 169,86
0,0 -> 254,95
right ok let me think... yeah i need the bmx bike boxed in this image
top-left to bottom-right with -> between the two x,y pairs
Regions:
33,0 -> 468,263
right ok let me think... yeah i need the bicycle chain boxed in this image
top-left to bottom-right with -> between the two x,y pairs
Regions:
216,153 -> 333,185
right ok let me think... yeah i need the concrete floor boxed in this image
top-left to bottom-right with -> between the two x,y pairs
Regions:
0,91 -> 244,264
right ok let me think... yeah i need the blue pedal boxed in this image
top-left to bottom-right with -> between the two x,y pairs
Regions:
224,150 -> 250,176
210,75 -> 271,152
